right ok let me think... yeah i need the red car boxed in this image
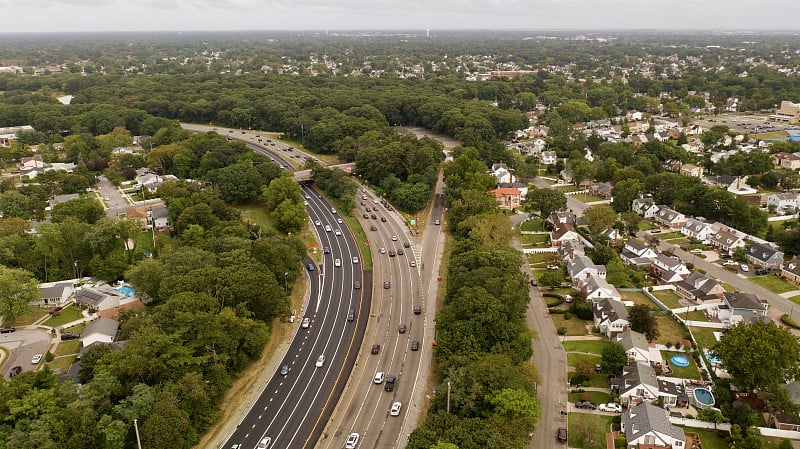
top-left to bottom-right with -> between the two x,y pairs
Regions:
48,306 -> 63,315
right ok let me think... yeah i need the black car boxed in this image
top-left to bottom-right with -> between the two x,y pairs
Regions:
755,268 -> 770,276
60,332 -> 80,341
363,213 -> 370,219
371,344 -> 381,355
347,310 -> 355,321
397,248 -> 404,255
530,278 -> 537,286
384,376 -> 396,391
403,242 -> 410,248
410,340 -> 419,351
0,327 -> 15,334
380,217 -> 387,222
8,366 -> 22,378
575,401 -> 596,410
413,304 -> 421,315
371,214 -> 377,219
371,225 -> 377,231
720,253 -> 732,259
398,324 -> 407,333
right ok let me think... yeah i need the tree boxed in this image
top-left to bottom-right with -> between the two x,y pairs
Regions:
713,320 -> 800,392
566,158 -> 596,186
575,359 -> 595,378
583,204 -> 617,235
523,187 -> 567,218
698,407 -> 726,430
611,179 -> 644,213
628,304 -> 659,342
0,266 -> 39,323
538,271 -> 563,290
51,197 -> 104,224
601,342 -> 628,375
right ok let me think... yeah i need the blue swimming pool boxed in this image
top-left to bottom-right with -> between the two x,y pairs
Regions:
704,351 -> 722,364
693,388 -> 715,408
116,285 -> 135,298
671,354 -> 690,367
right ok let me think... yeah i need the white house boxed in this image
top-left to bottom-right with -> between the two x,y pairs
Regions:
720,291 -> 768,325
75,287 -> 120,312
80,317 -> 119,349
593,298 -> 629,338
621,402 -> 686,449
615,329 -> 652,364
568,255 -> 606,282
651,254 -> 691,284
632,197 -> 660,218
620,239 -> 658,266
767,193 -> 799,213
490,163 -> 516,184
615,362 -> 687,409
653,206 -> 687,229
680,219 -> 715,243
37,281 -> 75,306
550,222 -> 581,248
579,274 -> 621,301
540,150 -> 557,165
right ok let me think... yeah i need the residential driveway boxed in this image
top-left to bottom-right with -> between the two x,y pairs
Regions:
97,175 -> 130,219
0,328 -> 52,378
652,237 -> 800,324
513,232 -> 567,449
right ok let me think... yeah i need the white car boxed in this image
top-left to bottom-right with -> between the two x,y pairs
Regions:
598,403 -> 622,413
335,258 -> 341,267
315,355 -> 325,368
303,200 -> 309,206
740,264 -> 749,272
257,437 -> 272,449
31,354 -> 43,364
379,247 -> 386,254
335,229 -> 342,236
337,218 -> 343,224
301,317 -> 310,329
391,235 -> 398,241
546,264 -> 560,270
390,401 -> 402,416
373,371 -> 385,384
315,220 -> 321,226
345,433 -> 360,449
331,207 -> 337,214
410,260 -> 416,267
722,260 -> 738,266
325,225 -> 332,233
352,257 -> 359,264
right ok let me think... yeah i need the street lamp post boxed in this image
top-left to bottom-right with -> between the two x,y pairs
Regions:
447,381 -> 452,413
133,419 -> 142,449
284,272 -> 289,294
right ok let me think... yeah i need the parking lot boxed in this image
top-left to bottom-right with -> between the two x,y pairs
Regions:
693,113 -> 790,136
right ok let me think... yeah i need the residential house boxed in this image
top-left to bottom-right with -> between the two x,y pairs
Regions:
620,239 -> 659,267
708,229 -> 745,255
579,274 -> 622,301
720,291 -> 769,324
559,168 -> 573,184
679,163 -> 703,178
80,317 -> 119,349
593,298 -> 629,338
615,329 -> 652,364
680,219 -> 715,243
75,287 -> 120,313
557,240 -> 584,260
632,197 -> 660,218
675,272 -> 725,302
19,155 -> 45,171
498,182 -> 529,198
37,281 -> 75,306
772,382 -> 800,431
488,187 -> 521,210
620,402 -> 687,449
568,255 -> 607,282
546,211 -> 575,228
588,181 -> 613,199
772,152 -> 800,171
490,163 -> 516,184
615,362 -> 686,408
702,174 -> 737,190
540,150 -> 557,165
767,193 -> 799,213
651,254 -> 691,284
550,222 -> 581,248
745,243 -> 784,270
782,257 -> 800,285
654,206 -> 687,229
600,227 -> 624,246
150,204 -> 171,230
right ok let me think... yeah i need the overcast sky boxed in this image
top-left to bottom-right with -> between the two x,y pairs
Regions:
0,0 -> 798,33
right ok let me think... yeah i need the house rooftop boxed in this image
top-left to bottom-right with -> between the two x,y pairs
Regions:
622,401 -> 686,445
724,291 -> 768,311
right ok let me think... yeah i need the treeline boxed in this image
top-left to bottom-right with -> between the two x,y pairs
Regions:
408,148 -> 540,449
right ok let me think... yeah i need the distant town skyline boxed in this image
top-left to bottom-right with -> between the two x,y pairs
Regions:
0,0 -> 798,34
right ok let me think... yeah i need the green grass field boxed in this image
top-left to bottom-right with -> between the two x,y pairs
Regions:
690,326 -> 720,351
570,193 -> 607,203
650,289 -> 684,309
620,290 -> 661,310
41,306 -> 84,328
567,353 -> 602,367
568,390 -> 611,405
520,233 -> 550,245
552,315 -> 592,336
749,274 -> 799,294
7,306 -> 50,326
563,340 -> 611,355
654,314 -> 689,345
519,219 -> 545,232
568,412 -> 615,449
661,350 -> 702,379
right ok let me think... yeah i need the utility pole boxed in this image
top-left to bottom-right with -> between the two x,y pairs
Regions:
447,381 -> 451,413
133,419 -> 142,449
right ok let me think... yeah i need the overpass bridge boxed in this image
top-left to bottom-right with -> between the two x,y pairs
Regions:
293,163 -> 355,181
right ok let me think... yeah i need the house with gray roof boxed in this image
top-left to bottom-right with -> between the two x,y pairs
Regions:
150,204 -> 171,230
568,255 -> 606,283
75,287 -> 120,312
782,256 -> 800,286
621,402 -> 686,449
632,197 -> 659,218
680,218 -> 715,243
593,298 -> 629,338
654,206 -> 687,229
614,362 -> 686,408
557,240 -> 584,260
579,274 -> 621,302
37,280 -> 75,306
767,192 -> 799,213
675,272 -> 724,302
651,254 -> 691,284
719,291 -> 768,325
620,238 -> 658,266
708,229 -> 745,255
80,317 -> 119,349
615,329 -> 652,364
745,242 -> 784,269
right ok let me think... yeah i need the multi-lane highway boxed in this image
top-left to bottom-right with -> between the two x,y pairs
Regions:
223,187 -> 370,449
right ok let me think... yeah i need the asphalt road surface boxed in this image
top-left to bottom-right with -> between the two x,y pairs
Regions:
0,328 -> 52,379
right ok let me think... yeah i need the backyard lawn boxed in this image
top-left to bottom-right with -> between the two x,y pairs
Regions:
551,315 -> 592,336
527,252 -> 560,265
41,306 -> 84,328
650,289 -> 684,309
567,353 -> 602,367
570,193 -> 606,203
563,340 -> 611,355
682,309 -> 709,322
681,428 -> 729,449
568,412 -> 615,449
661,350 -> 702,379
690,326 -> 720,351
654,314 -> 690,346
520,234 -> 550,246
749,274 -> 798,294
519,219 -> 545,232
658,231 -> 686,241
638,220 -> 656,231
8,306 -> 50,326
620,290 -> 662,310
54,340 -> 81,357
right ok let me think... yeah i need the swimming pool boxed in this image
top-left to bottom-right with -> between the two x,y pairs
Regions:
693,388 -> 715,408
116,285 -> 135,298
671,354 -> 690,367
704,351 -> 722,364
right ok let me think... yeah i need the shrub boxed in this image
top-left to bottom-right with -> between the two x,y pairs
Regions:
548,308 -> 566,314
569,301 -> 594,320
557,327 -> 567,335
781,314 -> 800,329
564,311 -> 573,320
665,341 -> 673,349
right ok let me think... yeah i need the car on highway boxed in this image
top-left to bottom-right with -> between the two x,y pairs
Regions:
398,323 -> 407,334
384,376 -> 396,391
397,248 -> 404,255
598,403 -> 622,413
434,219 -> 440,225
347,310 -> 355,321
390,401 -> 402,416
370,225 -> 377,231
335,229 -> 342,236
307,263 -> 316,272
391,235 -> 398,241
325,225 -> 332,232
381,216 -> 386,222
410,340 -> 419,351
0,327 -> 15,334
413,304 -> 421,314
383,281 -> 390,289
32,354 -> 43,364
371,344 -> 380,354
352,256 -> 359,264
280,364 -> 289,376
371,214 -> 377,219
337,218 -> 343,224
403,241 -> 411,248
316,355 -> 325,368
379,247 -> 386,254
363,213 -> 370,219
335,258 -> 341,267
365,207 -> 371,212
330,207 -> 337,214
410,260 -> 416,267
354,281 -> 361,289
345,433 -> 360,449
389,250 -> 396,257
575,401 -> 596,410
374,371 -> 385,384
301,317 -> 311,328
257,437 -> 272,449
324,246 -> 331,254
315,220 -> 321,226
303,200 -> 309,206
